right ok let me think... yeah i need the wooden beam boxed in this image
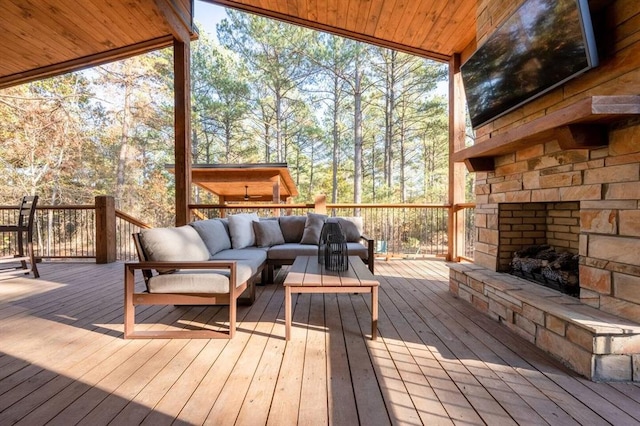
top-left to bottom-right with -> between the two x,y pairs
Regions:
464,157 -> 495,172
555,124 -> 608,150
154,0 -> 194,43
448,54 -> 467,262
451,96 -> 640,168
174,39 -> 192,226
0,36 -> 174,90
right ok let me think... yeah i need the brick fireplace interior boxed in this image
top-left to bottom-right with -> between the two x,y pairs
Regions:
497,202 -> 580,272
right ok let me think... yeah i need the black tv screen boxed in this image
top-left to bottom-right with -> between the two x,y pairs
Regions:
461,0 -> 598,129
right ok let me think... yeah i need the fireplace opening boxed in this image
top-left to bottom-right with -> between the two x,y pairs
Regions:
510,244 -> 579,296
497,202 -> 580,297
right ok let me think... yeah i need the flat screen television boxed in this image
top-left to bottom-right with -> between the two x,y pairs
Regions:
461,0 -> 598,129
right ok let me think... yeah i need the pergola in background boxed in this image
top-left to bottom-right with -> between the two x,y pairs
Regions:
169,163 -> 299,203
0,0 -> 474,260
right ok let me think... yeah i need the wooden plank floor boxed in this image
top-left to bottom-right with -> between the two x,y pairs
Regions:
1,260 -> 639,425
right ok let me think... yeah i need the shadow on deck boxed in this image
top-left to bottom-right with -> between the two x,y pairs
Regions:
0,259 -> 639,425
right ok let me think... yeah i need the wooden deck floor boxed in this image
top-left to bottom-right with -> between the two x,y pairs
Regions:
1,260 -> 639,425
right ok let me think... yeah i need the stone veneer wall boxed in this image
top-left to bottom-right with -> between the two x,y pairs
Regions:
470,0 -> 640,325
474,125 -> 640,323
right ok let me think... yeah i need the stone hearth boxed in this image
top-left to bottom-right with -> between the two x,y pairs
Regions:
457,126 -> 640,381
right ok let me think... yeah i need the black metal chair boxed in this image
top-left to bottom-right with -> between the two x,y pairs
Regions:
0,196 -> 39,278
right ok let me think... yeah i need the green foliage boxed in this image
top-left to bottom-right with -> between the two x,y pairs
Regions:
0,9 -> 464,225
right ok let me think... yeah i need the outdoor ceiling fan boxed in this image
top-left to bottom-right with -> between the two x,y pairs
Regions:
244,185 -> 261,201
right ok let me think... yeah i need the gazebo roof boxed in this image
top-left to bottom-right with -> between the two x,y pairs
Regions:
169,163 -> 299,203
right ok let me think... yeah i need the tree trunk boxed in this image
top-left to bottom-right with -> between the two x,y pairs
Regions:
353,52 -> 363,215
332,73 -> 339,204
115,80 -> 131,209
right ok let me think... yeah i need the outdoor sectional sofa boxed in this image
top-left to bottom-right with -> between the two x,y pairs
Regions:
124,212 -> 374,339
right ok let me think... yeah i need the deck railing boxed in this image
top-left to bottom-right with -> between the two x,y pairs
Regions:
0,196 -> 474,263
190,199 -> 476,260
0,197 -> 149,262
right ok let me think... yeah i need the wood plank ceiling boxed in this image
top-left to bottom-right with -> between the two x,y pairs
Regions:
204,0 -> 478,62
0,0 -> 195,89
0,0 -> 478,91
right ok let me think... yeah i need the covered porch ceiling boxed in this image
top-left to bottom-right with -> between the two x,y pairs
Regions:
0,0 -> 197,89
203,0 -> 478,62
0,0 -> 479,91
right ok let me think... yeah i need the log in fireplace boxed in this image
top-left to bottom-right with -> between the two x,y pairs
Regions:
510,244 -> 579,296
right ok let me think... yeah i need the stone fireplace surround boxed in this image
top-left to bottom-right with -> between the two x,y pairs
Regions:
450,124 -> 640,381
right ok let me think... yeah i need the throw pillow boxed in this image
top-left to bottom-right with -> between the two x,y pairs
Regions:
278,215 -> 306,243
189,218 -> 231,256
336,217 -> 364,242
252,219 -> 285,247
228,213 -> 259,249
300,212 -> 327,245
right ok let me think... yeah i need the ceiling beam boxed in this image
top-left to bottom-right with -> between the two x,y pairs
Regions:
0,36 -> 174,90
203,0 -> 451,63
154,0 -> 195,43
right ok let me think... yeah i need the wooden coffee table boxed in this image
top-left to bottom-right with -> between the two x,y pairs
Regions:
284,255 -> 379,340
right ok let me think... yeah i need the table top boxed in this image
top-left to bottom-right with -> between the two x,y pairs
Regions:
284,256 -> 378,287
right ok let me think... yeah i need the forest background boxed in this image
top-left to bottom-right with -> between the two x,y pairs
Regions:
0,7 -> 471,227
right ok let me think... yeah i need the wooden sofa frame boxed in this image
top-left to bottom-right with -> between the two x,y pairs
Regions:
124,233 -> 260,339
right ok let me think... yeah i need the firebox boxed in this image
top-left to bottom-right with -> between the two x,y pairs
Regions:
497,202 -> 580,295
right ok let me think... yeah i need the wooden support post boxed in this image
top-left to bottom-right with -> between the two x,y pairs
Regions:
314,194 -> 327,215
272,175 -> 281,217
95,195 -> 116,264
448,54 -> 467,262
174,38 -> 192,226
219,196 -> 226,218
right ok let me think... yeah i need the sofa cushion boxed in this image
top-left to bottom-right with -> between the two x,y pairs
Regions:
147,266 -> 252,293
300,213 -> 327,245
336,217 -> 364,242
346,242 -> 369,259
228,213 -> 259,249
211,247 -> 267,277
266,243 -> 320,260
278,215 -> 306,243
253,219 -> 285,247
139,225 -> 210,267
189,218 -> 231,256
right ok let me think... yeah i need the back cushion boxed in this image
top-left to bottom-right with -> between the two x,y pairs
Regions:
336,217 -> 364,242
228,213 -> 259,249
189,219 -> 231,256
278,215 -> 306,243
300,213 -> 327,245
139,226 -> 210,262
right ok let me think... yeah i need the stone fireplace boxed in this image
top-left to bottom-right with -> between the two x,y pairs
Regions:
450,128 -> 640,381
472,133 -> 640,324
447,0 -> 640,381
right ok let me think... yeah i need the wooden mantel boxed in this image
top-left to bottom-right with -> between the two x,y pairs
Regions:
452,96 -> 640,172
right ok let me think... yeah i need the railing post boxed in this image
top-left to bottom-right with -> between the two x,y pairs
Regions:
314,194 -> 327,214
95,195 -> 116,264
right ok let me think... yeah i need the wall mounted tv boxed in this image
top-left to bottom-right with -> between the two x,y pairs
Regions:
461,0 -> 598,129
